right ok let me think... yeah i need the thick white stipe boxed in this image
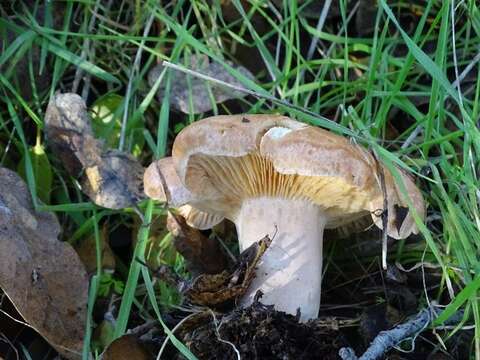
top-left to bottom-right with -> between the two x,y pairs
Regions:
235,197 -> 326,321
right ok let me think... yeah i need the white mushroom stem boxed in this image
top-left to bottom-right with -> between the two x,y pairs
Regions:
235,197 -> 326,321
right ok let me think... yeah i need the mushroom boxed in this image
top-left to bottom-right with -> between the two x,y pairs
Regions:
144,157 -> 224,230
144,115 -> 425,321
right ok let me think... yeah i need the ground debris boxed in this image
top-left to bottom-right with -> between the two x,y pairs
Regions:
102,334 -> 152,360
167,210 -> 228,276
339,302 -> 465,360
74,224 -> 116,275
0,167 -> 88,359
44,93 -> 144,209
148,55 -> 254,114
359,303 -> 403,345
177,300 -> 348,360
182,235 -> 271,307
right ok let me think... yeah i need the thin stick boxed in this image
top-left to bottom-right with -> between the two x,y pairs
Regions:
338,303 -> 465,360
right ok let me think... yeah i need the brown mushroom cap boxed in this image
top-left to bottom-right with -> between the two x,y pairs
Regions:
144,157 -> 224,230
172,114 -> 425,239
178,204 -> 224,230
144,157 -> 192,207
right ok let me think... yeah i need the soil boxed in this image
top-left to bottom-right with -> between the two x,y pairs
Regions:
178,299 -> 347,360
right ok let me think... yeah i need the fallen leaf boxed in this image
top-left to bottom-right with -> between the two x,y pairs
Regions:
148,54 -> 255,114
393,204 -> 410,234
102,335 -> 151,360
167,210 -> 228,276
0,167 -> 88,359
183,235 -> 271,306
74,224 -> 116,275
44,93 -> 145,209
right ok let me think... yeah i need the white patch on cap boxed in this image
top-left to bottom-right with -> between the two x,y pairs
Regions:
264,127 -> 292,139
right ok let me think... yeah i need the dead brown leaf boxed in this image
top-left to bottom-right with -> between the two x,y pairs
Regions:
167,211 -> 228,276
0,167 -> 88,359
74,224 -> 115,275
102,335 -> 151,360
148,55 -> 254,114
44,93 -> 144,209
183,235 -> 271,306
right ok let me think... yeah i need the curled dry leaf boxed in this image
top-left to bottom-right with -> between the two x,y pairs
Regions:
167,210 -> 228,276
183,235 -> 271,306
0,167 -> 88,359
148,54 -> 254,114
44,93 -> 144,209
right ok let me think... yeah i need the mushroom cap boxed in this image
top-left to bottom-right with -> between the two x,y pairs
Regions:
144,157 -> 192,207
172,114 -> 425,239
144,157 -> 225,230
178,204 -> 224,230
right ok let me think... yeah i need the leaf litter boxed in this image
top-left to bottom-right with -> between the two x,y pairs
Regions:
0,167 -> 88,359
118,210 -> 463,360
102,334 -> 151,360
181,234 -> 272,307
166,210 -> 229,277
44,93 -> 145,209
148,55 -> 254,114
125,221 -> 346,359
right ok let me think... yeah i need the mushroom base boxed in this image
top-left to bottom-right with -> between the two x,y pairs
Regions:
236,197 -> 326,321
